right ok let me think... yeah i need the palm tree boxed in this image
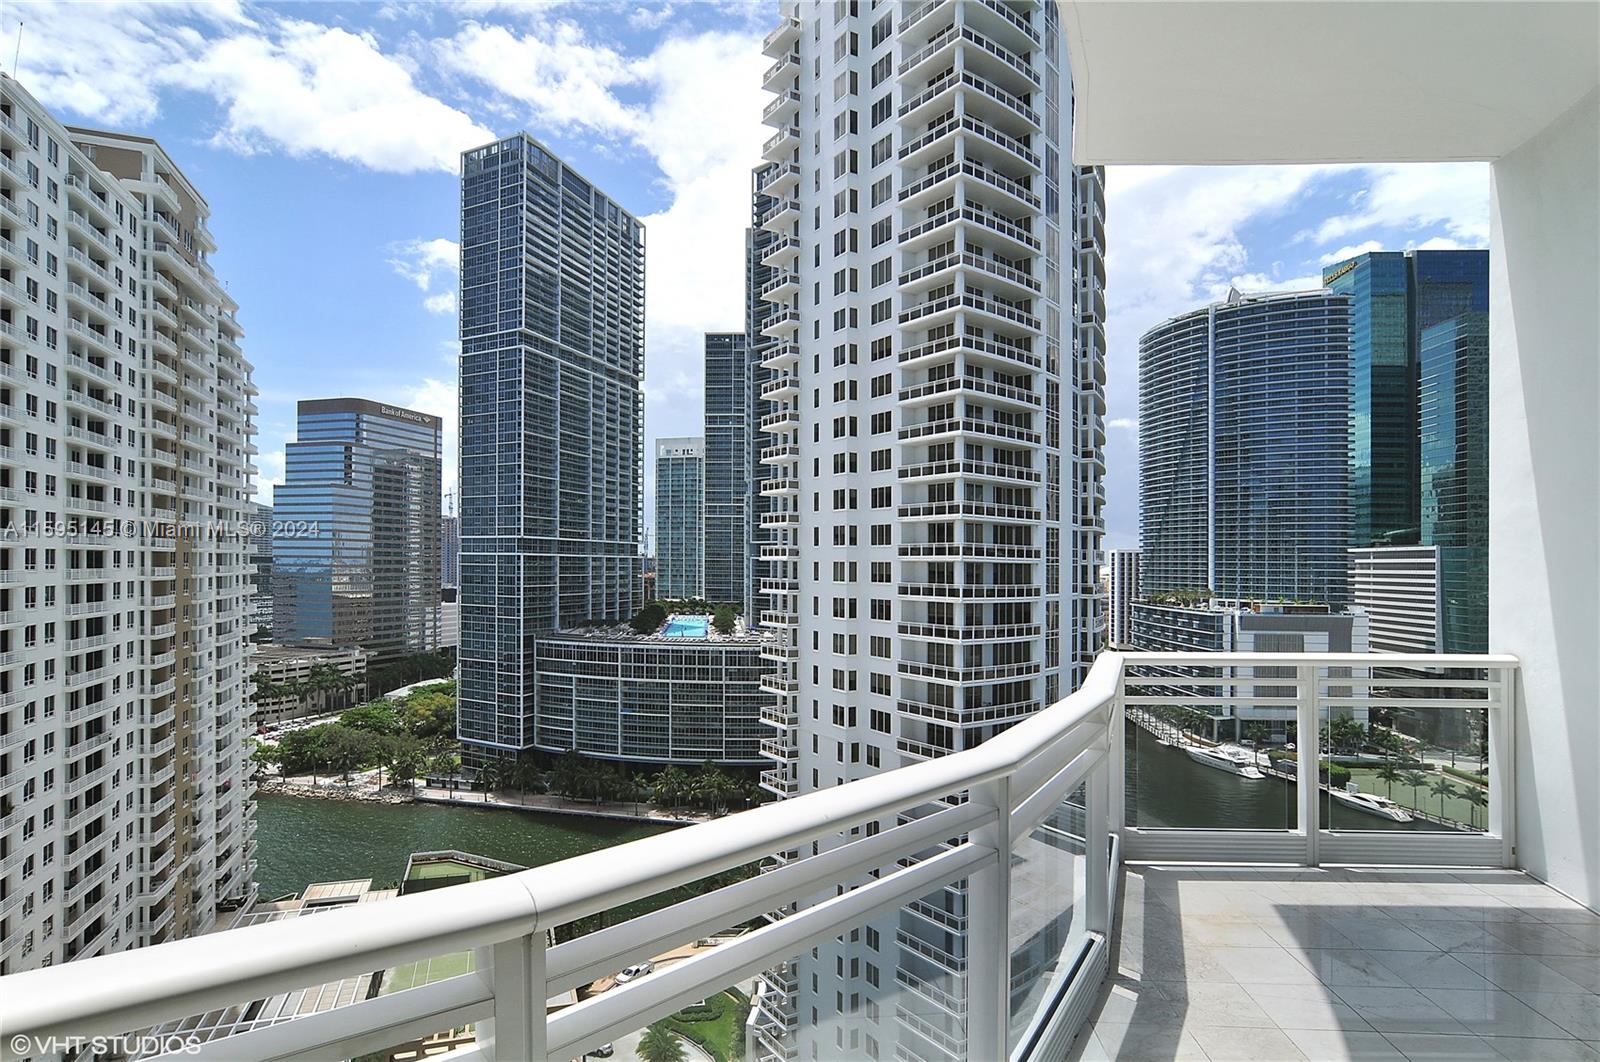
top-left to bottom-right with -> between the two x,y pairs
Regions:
650,765 -> 689,810
429,749 -> 461,790
1376,760 -> 1404,798
1402,769 -> 1431,812
513,757 -> 541,804
390,737 -> 425,792
1430,775 -> 1457,820
637,1023 -> 685,1062
1460,784 -> 1488,829
479,758 -> 509,803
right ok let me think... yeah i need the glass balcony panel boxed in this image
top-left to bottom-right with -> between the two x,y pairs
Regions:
1007,781 -> 1088,1054
1123,663 -> 1299,831
602,979 -> 757,1062
1317,664 -> 1492,834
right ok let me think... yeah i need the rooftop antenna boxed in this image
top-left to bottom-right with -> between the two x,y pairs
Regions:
11,21 -> 22,77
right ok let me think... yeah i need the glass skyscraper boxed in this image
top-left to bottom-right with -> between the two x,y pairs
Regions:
1421,313 -> 1489,652
702,332 -> 747,608
654,437 -> 704,600
1139,288 -> 1352,605
1324,252 -> 1414,545
457,134 -> 644,757
272,398 -> 442,660
1325,249 -> 1489,646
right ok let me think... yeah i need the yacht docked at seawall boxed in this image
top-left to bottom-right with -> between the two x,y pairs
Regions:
1330,785 -> 1415,822
1183,742 -> 1266,779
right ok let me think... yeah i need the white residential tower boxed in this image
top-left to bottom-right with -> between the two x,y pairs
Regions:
749,3 -> 1106,1058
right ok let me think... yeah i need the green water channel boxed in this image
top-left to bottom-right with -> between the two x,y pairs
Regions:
253,794 -> 675,900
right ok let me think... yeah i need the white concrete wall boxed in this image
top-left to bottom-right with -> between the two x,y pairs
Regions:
1489,88 -> 1600,909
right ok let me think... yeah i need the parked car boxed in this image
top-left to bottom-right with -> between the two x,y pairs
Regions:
588,1045 -> 614,1058
614,960 -> 655,983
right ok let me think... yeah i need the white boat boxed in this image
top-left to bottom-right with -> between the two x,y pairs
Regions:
1330,785 -> 1414,822
1183,742 -> 1265,779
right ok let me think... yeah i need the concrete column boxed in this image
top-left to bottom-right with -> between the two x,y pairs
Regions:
1488,88 -> 1599,909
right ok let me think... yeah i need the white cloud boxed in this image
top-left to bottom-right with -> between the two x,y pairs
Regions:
388,237 -> 458,289
254,448 -> 287,505
1319,240 -> 1384,266
631,31 -> 770,403
1410,235 -> 1476,252
182,20 -> 495,173
1107,417 -> 1139,433
2,1 -> 252,125
11,5 -> 493,174
436,20 -> 645,139
389,237 -> 460,315
629,3 -> 678,31
1311,163 -> 1490,245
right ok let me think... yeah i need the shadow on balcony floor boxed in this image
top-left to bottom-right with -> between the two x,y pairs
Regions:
1068,864 -> 1600,1061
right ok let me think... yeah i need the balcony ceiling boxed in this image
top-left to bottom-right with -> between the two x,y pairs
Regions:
1063,1 -> 1600,164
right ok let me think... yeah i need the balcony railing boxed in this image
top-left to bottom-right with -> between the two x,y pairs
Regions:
0,651 -> 1519,1061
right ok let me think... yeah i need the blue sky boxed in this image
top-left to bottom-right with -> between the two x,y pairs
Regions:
8,0 -> 1488,550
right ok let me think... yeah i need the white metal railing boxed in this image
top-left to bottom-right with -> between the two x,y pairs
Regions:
0,650 -> 1519,1061
1118,652 -> 1517,868
1,657 -> 1124,1062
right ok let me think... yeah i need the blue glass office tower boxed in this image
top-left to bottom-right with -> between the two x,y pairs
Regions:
1421,313 -> 1489,652
702,332 -> 747,608
1323,249 -> 1490,547
272,398 -> 443,660
1323,253 -> 1414,545
1325,249 -> 1489,647
1139,289 -> 1352,604
457,134 -> 644,757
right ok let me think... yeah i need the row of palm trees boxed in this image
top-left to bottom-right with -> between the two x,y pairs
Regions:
465,755 -> 763,816
252,662 -> 365,717
1371,759 -> 1488,827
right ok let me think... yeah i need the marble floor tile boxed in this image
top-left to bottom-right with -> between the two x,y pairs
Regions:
1416,988 -> 1574,1038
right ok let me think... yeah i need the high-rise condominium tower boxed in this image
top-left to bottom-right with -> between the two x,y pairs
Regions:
655,436 -> 704,600
456,134 -> 644,759
703,332 -> 748,608
748,4 -> 1107,1058
745,168 -> 782,631
440,514 -> 459,588
1138,288 -> 1352,606
1105,548 -> 1140,648
1323,249 -> 1490,548
272,398 -> 442,660
0,76 -> 258,973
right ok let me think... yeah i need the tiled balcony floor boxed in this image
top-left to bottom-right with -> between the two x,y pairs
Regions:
1070,864 -> 1600,1061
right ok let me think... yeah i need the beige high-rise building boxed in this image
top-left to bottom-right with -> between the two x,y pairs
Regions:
0,74 -> 258,973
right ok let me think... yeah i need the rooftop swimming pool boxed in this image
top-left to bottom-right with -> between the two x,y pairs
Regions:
661,615 -> 711,638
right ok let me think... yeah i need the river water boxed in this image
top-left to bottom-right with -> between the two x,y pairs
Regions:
254,794 -> 674,899
1125,727 -> 1437,832
257,732 -> 1442,901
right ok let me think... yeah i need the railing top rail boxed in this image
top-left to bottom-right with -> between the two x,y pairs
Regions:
1,655 -> 1126,1043
1123,651 -> 1519,668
